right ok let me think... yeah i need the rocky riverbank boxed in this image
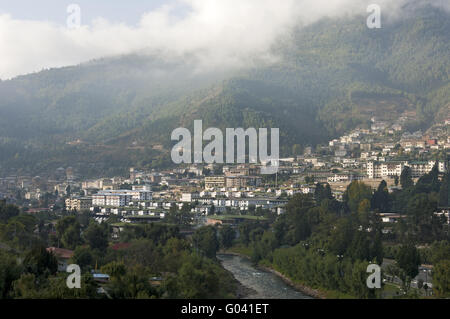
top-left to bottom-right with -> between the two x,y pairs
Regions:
256,265 -> 326,299
219,251 -> 323,299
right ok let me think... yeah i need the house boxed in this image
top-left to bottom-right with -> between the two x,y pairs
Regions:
46,247 -> 74,272
434,209 -> 450,224
378,213 -> 406,224
93,273 -> 110,283
181,192 -> 200,202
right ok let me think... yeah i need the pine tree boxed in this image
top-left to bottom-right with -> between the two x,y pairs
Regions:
400,166 -> 414,189
439,173 -> 449,207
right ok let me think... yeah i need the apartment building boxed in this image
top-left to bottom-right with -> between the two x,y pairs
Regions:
65,197 -> 92,212
367,161 -> 447,179
204,176 -> 225,189
92,189 -> 152,207
225,176 -> 262,188
408,161 -> 447,178
367,161 -> 406,179
181,192 -> 200,203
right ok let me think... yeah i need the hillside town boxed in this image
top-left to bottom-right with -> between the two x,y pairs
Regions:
1,113 -> 449,230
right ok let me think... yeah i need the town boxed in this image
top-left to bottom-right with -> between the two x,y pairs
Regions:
0,111 -> 449,299
1,112 -> 448,228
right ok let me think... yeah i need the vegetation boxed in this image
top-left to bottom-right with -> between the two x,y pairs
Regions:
223,166 -> 449,298
0,200 -> 237,299
0,6 -> 449,176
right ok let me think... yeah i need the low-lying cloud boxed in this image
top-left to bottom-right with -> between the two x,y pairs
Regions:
0,0 -> 447,80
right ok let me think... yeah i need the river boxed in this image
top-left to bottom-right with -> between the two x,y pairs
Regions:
217,254 -> 313,299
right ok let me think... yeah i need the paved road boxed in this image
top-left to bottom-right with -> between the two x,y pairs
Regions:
382,259 -> 433,293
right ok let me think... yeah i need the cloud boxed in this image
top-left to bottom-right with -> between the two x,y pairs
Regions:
0,0 -> 447,79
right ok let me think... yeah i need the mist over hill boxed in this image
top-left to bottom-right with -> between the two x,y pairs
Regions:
0,4 -> 449,177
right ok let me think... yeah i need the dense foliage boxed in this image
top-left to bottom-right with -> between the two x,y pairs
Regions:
0,6 -> 449,176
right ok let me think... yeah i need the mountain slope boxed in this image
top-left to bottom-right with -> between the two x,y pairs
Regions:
0,5 -> 449,176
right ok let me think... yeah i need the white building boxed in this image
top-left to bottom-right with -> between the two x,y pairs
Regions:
181,192 -> 200,203
92,189 -> 152,207
367,161 -> 447,179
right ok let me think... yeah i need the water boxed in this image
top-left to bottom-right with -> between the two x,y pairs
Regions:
217,254 -> 313,299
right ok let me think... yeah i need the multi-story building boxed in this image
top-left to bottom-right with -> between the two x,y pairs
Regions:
92,189 -> 152,207
225,176 -> 262,189
224,166 -> 259,177
408,161 -> 447,178
204,176 -> 225,189
181,192 -> 200,203
367,161 -> 406,179
367,161 -> 447,179
65,197 -> 92,212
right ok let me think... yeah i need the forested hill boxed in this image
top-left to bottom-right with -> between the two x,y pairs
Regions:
0,5 -> 449,176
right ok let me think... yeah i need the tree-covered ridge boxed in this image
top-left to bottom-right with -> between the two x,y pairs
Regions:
0,5 -> 449,175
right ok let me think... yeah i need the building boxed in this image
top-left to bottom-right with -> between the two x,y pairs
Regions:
46,247 -> 74,272
226,176 -> 262,189
367,161 -> 447,179
224,166 -> 259,177
92,189 -> 152,207
367,161 -> 406,179
204,176 -> 225,189
408,161 -> 447,178
434,209 -> 450,224
378,213 -> 406,224
65,197 -> 92,212
181,192 -> 200,203
82,179 -> 103,189
131,184 -> 152,192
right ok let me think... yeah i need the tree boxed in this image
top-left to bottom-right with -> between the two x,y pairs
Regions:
344,181 -> 373,213
400,166 -> 414,189
406,194 -> 439,242
65,185 -> 71,197
251,230 -> 277,263
274,194 -> 316,246
0,200 -> 20,223
438,173 -> 449,207
23,245 -> 58,278
357,199 -> 371,227
56,216 -> 80,247
11,273 -> 41,299
61,224 -> 82,249
415,163 -> 441,194
371,180 -> 390,212
371,232 -> 384,265
192,226 -> 218,259
165,206 -> 192,226
101,261 -> 126,279
315,183 -> 333,204
430,241 -> 450,265
433,260 -> 450,297
107,265 -> 158,299
348,231 -> 370,261
304,176 -> 315,184
71,246 -> 94,271
0,250 -> 22,298
219,225 -> 235,249
238,222 -> 252,246
396,243 -> 421,291
84,222 -> 109,252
